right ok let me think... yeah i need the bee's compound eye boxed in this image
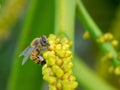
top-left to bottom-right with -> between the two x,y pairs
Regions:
41,36 -> 47,45
42,37 -> 47,43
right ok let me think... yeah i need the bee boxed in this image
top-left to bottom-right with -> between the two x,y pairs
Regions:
19,35 -> 50,65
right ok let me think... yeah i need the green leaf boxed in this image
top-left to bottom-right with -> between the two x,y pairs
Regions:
7,0 -> 54,90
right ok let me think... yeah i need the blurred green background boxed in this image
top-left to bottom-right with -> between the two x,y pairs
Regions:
0,0 -> 120,90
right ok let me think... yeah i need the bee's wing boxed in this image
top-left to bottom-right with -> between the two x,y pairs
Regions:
19,46 -> 35,65
22,55 -> 29,65
19,46 -> 31,57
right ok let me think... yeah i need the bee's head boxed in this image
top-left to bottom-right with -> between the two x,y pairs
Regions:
40,35 -> 50,47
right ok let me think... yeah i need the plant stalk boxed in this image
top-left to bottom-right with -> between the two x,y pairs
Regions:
76,0 -> 120,66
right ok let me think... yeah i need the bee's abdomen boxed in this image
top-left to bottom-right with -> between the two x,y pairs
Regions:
31,55 -> 41,64
33,59 -> 41,64
30,50 -> 44,64
30,50 -> 39,63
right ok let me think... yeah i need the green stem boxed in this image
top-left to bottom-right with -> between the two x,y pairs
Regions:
76,0 -> 120,66
55,0 -> 75,42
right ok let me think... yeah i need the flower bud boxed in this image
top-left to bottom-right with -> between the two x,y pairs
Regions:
62,73 -> 70,80
111,40 -> 118,47
43,76 -> 57,85
65,50 -> 72,57
49,34 -> 57,40
56,82 -> 62,89
83,31 -> 90,39
69,75 -> 76,81
61,38 -> 69,44
114,67 -> 120,75
62,44 -> 70,50
52,65 -> 64,78
103,33 -> 113,41
56,58 -> 63,66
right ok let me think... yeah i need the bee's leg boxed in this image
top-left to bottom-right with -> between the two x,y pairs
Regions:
43,47 -> 48,50
37,55 -> 46,65
41,47 -> 49,51
37,55 -> 43,60
41,60 -> 46,65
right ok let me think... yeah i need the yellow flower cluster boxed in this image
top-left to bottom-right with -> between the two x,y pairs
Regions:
42,34 -> 78,90
96,33 -> 120,75
97,33 -> 119,47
